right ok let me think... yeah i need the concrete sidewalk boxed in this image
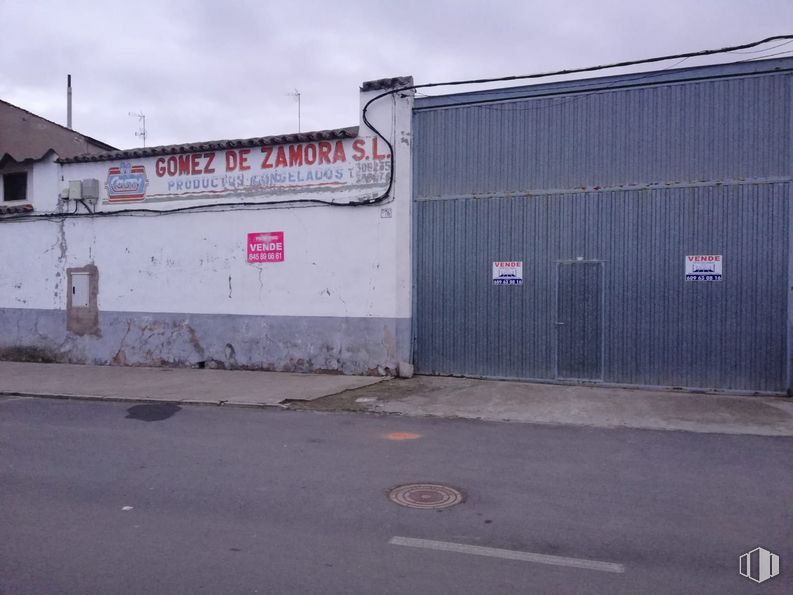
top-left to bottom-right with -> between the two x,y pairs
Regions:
291,376 -> 793,436
293,375 -> 793,436
1,360 -> 792,436
0,361 -> 382,407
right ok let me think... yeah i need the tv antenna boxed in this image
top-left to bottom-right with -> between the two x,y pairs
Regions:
128,111 -> 147,147
288,89 -> 301,132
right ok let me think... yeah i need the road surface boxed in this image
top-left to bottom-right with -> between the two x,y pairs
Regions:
1,396 -> 790,594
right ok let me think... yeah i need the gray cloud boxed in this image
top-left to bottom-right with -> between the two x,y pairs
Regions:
1,0 -> 791,148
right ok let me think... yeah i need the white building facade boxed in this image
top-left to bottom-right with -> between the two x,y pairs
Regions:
0,78 -> 415,375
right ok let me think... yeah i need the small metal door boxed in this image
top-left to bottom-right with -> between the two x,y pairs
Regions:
556,261 -> 603,380
70,272 -> 91,308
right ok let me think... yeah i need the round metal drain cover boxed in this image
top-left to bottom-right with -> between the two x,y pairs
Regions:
388,483 -> 464,509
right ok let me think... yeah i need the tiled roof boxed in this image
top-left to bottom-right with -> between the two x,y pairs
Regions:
0,99 -> 116,162
59,126 -> 360,164
360,76 -> 414,92
0,203 -> 33,215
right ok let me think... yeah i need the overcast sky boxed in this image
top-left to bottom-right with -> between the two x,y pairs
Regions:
1,0 -> 791,149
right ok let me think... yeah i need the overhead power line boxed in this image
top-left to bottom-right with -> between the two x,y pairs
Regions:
3,35 -> 792,222
361,34 -> 793,205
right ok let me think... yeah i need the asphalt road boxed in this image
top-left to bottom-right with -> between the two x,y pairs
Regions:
1,396 -> 791,594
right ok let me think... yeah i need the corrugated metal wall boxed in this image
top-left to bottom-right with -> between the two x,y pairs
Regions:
413,60 -> 792,392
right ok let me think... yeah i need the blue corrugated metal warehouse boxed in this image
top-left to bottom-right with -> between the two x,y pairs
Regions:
412,57 -> 792,394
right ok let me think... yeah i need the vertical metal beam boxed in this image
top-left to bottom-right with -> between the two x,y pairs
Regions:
410,131 -> 419,369
786,75 -> 793,396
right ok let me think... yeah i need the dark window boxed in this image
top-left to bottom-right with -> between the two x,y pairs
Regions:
3,172 -> 27,201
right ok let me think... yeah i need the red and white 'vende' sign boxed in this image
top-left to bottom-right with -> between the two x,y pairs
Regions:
247,231 -> 284,263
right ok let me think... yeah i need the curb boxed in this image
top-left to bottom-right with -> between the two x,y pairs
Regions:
4,391 -> 792,437
0,391 -> 282,410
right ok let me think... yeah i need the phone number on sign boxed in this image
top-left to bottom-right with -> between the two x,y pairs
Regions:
248,252 -> 284,262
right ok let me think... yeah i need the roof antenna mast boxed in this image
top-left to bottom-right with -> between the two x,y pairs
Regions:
289,89 -> 301,132
128,111 -> 147,147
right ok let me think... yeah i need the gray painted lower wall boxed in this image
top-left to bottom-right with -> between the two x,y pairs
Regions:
0,308 -> 411,375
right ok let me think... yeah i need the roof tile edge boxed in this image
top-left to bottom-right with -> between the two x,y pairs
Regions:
59,126 -> 360,164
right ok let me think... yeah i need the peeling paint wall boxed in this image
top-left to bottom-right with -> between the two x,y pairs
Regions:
0,81 -> 414,375
0,308 -> 409,375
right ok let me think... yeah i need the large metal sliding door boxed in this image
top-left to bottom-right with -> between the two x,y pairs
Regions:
412,64 -> 791,392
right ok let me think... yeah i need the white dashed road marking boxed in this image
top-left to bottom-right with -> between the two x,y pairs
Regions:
389,536 -> 626,574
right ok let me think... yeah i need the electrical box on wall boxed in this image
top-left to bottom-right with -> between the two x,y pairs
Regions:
81,179 -> 100,200
62,179 -> 100,201
66,265 -> 99,336
71,272 -> 91,308
70,272 -> 90,307
67,180 -> 82,200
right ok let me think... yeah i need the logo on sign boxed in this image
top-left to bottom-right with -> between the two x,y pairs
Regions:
247,231 -> 284,263
106,162 -> 148,202
493,261 -> 523,285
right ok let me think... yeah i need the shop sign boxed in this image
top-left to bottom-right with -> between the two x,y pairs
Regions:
101,136 -> 390,205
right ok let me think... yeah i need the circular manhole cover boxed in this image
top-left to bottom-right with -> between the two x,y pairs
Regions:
388,483 -> 464,509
